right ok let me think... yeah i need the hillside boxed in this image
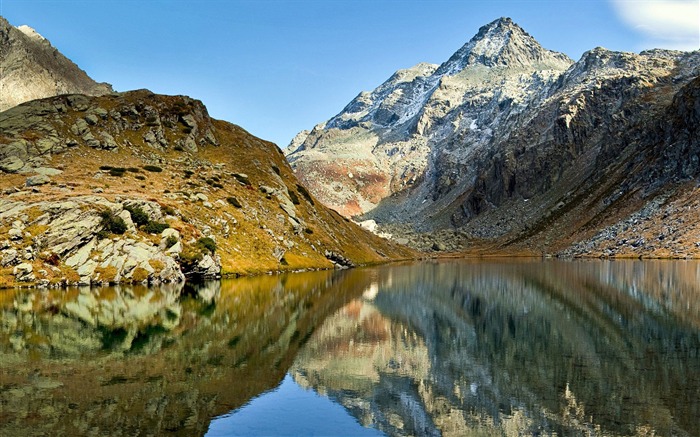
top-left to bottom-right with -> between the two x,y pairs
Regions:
0,90 -> 414,287
0,16 -> 113,112
286,17 -> 700,258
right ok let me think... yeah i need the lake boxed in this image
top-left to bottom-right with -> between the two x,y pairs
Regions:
1,259 -> 699,436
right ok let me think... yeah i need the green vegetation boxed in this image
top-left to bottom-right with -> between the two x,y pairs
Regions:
143,165 -> 163,172
164,235 -> 178,249
109,167 -> 126,177
197,237 -> 216,254
144,222 -> 169,234
124,205 -> 149,227
288,188 -> 300,205
99,210 -> 127,236
296,184 -> 314,205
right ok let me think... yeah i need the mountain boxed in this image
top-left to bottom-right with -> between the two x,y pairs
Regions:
286,17 -> 700,257
0,16 -> 113,112
0,91 -> 414,287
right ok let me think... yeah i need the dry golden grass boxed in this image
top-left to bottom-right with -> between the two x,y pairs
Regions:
0,91 -> 417,287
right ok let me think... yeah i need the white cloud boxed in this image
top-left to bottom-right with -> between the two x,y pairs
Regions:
611,0 -> 699,50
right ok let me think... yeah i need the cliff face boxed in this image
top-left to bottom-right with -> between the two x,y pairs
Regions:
0,91 -> 414,287
0,16 -> 113,112
286,17 -> 700,257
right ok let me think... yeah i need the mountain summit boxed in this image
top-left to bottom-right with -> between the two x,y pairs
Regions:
0,16 -> 113,112
286,17 -> 573,217
438,17 -> 572,72
286,18 -> 700,258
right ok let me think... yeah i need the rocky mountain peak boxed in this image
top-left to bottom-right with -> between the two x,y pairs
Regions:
437,17 -> 572,74
0,15 -> 113,112
15,24 -> 46,42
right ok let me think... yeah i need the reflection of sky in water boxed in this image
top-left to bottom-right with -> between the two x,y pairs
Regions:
206,374 -> 384,437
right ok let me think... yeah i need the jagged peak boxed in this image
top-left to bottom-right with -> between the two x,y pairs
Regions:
16,24 -> 46,42
437,17 -> 572,74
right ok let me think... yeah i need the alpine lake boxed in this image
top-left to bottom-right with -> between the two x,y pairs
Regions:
1,259 -> 699,436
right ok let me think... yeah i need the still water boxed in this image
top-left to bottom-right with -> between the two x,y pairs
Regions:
1,260 -> 699,436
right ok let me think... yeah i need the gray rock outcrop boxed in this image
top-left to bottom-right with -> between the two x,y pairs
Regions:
0,196 -> 222,286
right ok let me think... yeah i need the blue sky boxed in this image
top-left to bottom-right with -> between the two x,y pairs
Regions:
1,0 -> 698,148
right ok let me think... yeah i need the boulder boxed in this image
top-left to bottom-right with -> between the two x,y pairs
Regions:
25,174 -> 50,186
1,249 -> 19,266
13,262 -> 34,282
0,156 -> 25,173
432,242 -> 447,252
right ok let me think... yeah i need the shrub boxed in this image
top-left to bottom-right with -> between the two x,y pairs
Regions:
100,165 -> 113,171
161,205 -> 176,216
127,167 -> 140,172
109,167 -> 126,177
183,170 -> 194,179
164,235 -> 178,249
124,205 -> 149,227
135,175 -> 146,181
296,184 -> 314,205
288,189 -> 300,205
197,237 -> 216,254
226,196 -> 242,208
144,222 -> 169,234
174,145 -> 184,152
99,210 -> 127,235
143,165 -> 163,172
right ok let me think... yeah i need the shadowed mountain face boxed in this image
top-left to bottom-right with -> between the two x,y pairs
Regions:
0,16 -> 113,112
286,17 -> 700,257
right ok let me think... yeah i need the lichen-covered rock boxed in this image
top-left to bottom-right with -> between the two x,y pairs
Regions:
0,196 -> 184,286
13,263 -> 34,282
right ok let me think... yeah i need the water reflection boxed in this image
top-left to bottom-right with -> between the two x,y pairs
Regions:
1,260 -> 699,436
291,260 -> 700,436
1,270 -> 373,436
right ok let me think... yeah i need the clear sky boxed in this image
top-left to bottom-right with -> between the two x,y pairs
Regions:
1,0 -> 698,148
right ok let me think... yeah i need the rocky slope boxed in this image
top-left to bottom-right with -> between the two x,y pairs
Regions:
0,16 -> 113,112
286,17 -> 700,257
0,90 -> 414,287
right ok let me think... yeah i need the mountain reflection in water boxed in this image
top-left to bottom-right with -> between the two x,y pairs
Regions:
1,260 -> 699,436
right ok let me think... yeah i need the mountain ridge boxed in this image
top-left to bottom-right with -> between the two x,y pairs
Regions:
286,17 -> 700,258
0,16 -> 113,112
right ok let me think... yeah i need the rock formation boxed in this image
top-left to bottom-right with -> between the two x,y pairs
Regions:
0,90 -> 414,287
286,17 -> 700,257
0,16 -> 113,112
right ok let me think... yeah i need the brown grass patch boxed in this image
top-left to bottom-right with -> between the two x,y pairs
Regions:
131,267 -> 150,283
